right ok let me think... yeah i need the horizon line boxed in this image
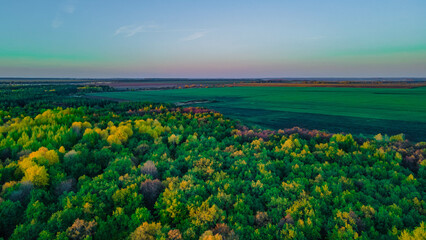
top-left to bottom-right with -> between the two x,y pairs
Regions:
1,77 -> 426,80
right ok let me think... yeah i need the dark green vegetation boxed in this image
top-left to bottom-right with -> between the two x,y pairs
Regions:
89,87 -> 426,142
0,85 -> 425,240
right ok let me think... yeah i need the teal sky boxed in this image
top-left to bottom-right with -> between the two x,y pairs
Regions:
1,0 -> 426,78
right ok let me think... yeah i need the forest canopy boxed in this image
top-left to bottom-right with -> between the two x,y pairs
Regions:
0,85 -> 425,240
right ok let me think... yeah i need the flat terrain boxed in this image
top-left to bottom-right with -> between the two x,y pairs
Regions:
89,86 -> 426,141
234,81 -> 426,88
3,78 -> 426,89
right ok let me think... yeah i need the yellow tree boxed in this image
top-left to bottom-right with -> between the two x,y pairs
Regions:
23,165 -> 49,187
399,222 -> 426,240
130,222 -> 164,240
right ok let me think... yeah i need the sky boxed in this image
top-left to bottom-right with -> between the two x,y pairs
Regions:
0,0 -> 426,78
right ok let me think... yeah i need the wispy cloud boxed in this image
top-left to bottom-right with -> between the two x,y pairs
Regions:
114,24 -> 211,40
181,31 -> 208,41
51,1 -> 76,29
64,5 -> 75,14
51,18 -> 63,28
114,25 -> 158,37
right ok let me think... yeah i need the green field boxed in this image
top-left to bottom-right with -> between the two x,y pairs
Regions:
89,86 -> 426,141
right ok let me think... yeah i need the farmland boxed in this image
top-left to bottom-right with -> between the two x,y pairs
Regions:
89,86 -> 426,142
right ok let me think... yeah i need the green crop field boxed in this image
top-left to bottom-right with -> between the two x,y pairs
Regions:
89,86 -> 426,142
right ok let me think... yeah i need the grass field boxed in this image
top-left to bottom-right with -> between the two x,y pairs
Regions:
89,87 -> 426,142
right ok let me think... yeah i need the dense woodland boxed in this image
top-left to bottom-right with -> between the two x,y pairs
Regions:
0,85 -> 425,240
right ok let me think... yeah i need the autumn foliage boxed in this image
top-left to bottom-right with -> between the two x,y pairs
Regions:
0,85 -> 425,239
